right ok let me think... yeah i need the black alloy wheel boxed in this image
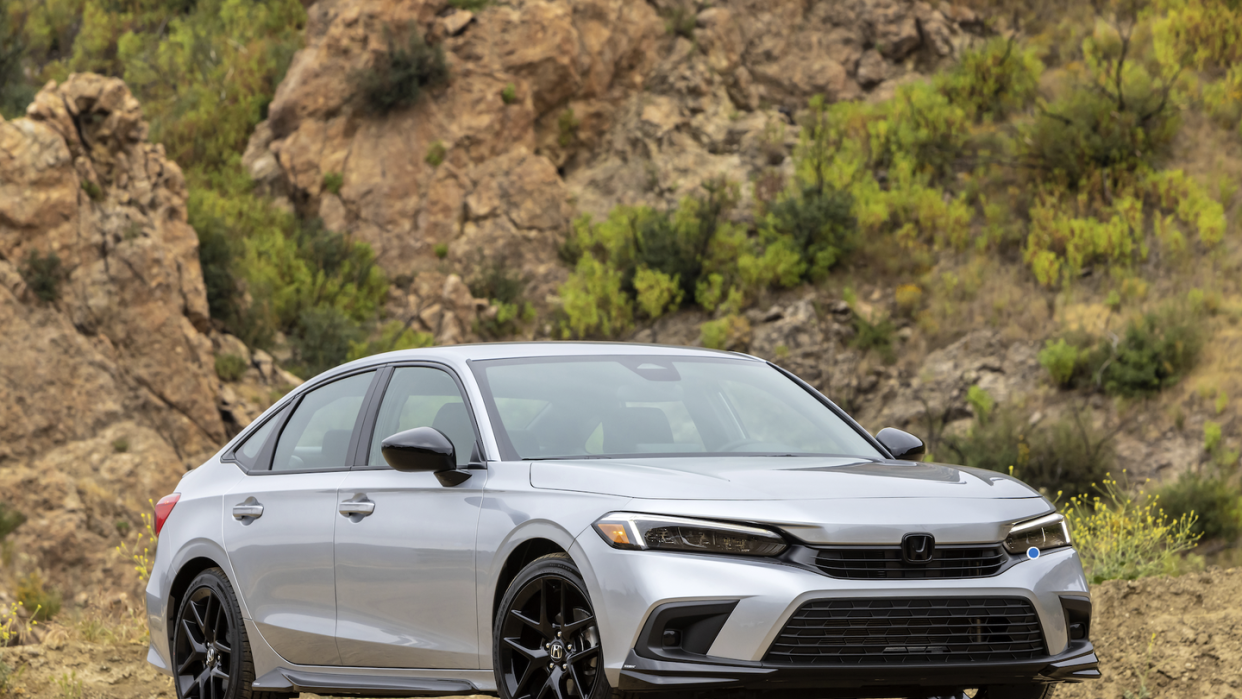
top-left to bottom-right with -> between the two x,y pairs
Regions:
174,579 -> 237,699
495,554 -> 604,699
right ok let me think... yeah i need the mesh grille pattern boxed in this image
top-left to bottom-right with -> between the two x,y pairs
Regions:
765,597 -> 1046,666
814,545 -> 1008,580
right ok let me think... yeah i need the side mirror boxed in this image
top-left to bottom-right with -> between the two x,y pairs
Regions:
876,427 -> 926,461
381,427 -> 470,485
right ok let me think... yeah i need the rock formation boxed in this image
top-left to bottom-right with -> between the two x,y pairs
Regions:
0,75 -> 224,599
242,0 -> 981,345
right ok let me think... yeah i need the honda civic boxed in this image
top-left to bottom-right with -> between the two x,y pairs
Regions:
144,343 -> 1098,699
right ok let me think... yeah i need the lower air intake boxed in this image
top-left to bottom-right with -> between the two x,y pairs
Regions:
765,597 -> 1046,666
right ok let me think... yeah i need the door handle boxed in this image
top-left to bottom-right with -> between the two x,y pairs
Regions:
232,503 -> 264,519
338,500 -> 375,517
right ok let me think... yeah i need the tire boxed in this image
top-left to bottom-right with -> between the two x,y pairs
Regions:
493,553 -> 610,699
171,567 -> 289,699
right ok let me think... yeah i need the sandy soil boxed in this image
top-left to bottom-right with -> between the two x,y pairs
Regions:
3,568 -> 1240,699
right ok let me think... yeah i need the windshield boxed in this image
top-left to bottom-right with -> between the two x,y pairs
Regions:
470,355 -> 882,460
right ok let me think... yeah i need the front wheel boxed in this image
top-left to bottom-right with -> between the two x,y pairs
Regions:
493,553 -> 608,699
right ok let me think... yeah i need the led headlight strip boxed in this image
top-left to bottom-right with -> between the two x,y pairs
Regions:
593,513 -> 787,556
1004,512 -> 1072,555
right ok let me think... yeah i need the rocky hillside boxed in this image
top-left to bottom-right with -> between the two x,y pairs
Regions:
243,0 -> 983,344
0,75 -> 293,602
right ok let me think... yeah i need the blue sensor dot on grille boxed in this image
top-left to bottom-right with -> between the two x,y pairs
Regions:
1027,547 -> 1040,559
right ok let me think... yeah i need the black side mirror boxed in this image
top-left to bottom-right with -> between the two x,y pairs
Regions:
381,427 -> 470,486
876,427 -> 926,461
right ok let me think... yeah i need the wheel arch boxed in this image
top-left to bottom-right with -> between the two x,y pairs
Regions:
166,556 -> 226,644
491,537 -> 569,623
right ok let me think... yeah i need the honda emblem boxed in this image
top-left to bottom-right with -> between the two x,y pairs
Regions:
901,533 -> 935,565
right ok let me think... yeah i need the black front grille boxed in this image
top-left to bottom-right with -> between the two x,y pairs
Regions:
765,597 -> 1046,666
814,544 -> 1009,579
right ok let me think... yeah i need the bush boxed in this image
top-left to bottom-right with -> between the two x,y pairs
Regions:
1155,472 -> 1242,542
1065,475 -> 1201,583
425,140 -> 446,167
1101,308 -> 1203,396
322,171 -> 343,195
448,0 -> 490,9
0,503 -> 25,542
557,108 -> 580,148
81,179 -> 104,201
501,82 -> 517,105
700,314 -> 751,351
560,180 -> 747,336
111,437 -> 129,453
20,249 -> 64,303
16,571 -> 61,622
469,257 -> 533,337
942,405 -> 1112,499
559,254 -> 632,339
357,28 -> 449,113
434,243 -> 449,259
1039,338 -> 1084,388
290,306 -> 366,378
215,353 -> 249,382
347,321 -> 433,361
936,36 -> 1043,121
850,313 -> 896,364
761,184 -> 857,282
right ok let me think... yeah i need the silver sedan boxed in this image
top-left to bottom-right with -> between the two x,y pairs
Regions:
144,343 -> 1098,699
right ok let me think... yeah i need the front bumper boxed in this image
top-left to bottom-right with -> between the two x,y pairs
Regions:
617,640 -> 1099,697
570,530 -> 1096,691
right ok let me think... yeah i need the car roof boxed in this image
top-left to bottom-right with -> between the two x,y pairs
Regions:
366,341 -> 755,363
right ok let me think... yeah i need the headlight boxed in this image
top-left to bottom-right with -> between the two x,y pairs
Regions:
592,513 -> 787,556
1004,513 -> 1072,555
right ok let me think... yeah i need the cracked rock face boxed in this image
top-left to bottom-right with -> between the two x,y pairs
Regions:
242,0 -> 978,345
0,74 -> 224,598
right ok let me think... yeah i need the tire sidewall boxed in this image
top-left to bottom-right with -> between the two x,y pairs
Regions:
492,555 -> 610,699
174,568 -> 245,699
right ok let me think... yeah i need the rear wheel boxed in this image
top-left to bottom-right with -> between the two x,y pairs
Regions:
172,567 -> 286,699
494,553 -> 608,699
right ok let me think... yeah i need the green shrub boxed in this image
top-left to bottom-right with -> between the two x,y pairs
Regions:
434,242 -> 449,259
0,502 -> 25,542
111,437 -> 129,453
966,385 -> 995,423
633,267 -> 683,320
1155,472 -> 1242,542
501,82 -> 517,105
16,571 -> 61,622
290,306 -> 365,378
559,254 -> 633,339
1038,337 -> 1087,387
850,314 -> 896,364
448,0 -> 490,9
357,28 -> 449,113
81,179 -> 104,201
760,184 -> 857,282
469,257 -> 533,337
20,249 -> 64,303
425,140 -> 446,167
936,36 -> 1043,121
664,6 -> 696,39
557,108 -> 579,148
700,314 -> 750,351
347,321 -> 433,361
215,353 -> 249,382
942,405 -> 1112,499
1101,308 -> 1203,396
322,171 -> 343,195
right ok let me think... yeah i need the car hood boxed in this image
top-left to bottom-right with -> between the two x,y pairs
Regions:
530,456 -> 1042,501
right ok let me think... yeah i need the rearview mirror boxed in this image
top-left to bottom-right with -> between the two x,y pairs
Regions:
876,427 -> 926,461
381,427 -> 470,485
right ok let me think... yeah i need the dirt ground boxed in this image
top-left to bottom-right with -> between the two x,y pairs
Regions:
2,568 -> 1240,699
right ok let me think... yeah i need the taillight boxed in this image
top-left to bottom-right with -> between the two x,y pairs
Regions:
154,493 -> 181,536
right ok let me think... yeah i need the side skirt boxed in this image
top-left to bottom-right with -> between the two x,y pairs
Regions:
253,666 -> 496,697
